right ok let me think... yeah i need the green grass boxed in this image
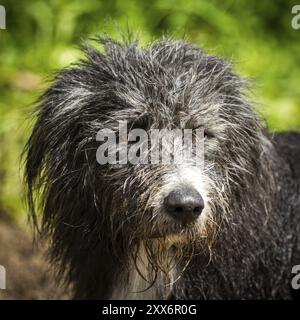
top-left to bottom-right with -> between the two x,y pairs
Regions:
0,0 -> 299,219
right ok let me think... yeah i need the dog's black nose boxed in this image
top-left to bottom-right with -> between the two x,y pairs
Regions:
164,187 -> 204,224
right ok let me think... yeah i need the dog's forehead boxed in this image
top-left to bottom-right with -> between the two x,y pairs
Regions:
88,40 -> 242,129
107,44 -> 228,119
109,85 -> 218,127
112,80 -> 219,124
112,82 -> 221,129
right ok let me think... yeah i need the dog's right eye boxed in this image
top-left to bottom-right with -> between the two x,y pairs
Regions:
204,130 -> 214,139
130,115 -> 149,130
192,127 -> 214,140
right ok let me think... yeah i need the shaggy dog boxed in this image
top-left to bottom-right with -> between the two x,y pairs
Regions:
24,36 -> 300,299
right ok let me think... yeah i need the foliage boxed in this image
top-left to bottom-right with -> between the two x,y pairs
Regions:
0,0 -> 299,217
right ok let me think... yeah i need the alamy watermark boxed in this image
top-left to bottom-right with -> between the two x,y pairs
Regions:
292,5 -> 300,29
96,121 -> 204,166
0,5 -> 5,30
0,265 -> 5,290
291,265 -> 300,290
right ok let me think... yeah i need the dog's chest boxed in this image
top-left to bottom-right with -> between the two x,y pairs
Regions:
111,248 -> 174,300
111,268 -> 161,300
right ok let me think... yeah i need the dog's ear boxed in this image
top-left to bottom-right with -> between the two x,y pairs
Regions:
24,58 -> 126,297
24,39 -> 129,239
24,65 -> 105,238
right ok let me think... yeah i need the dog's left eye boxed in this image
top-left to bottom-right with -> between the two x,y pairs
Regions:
130,115 -> 149,130
193,129 -> 213,139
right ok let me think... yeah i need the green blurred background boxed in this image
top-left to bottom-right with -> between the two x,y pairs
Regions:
0,0 -> 300,221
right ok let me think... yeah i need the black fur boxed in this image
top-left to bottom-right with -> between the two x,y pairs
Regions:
24,36 -> 300,299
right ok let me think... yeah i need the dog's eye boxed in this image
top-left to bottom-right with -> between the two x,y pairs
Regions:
204,130 -> 214,139
191,128 -> 213,143
193,128 -> 213,139
130,115 -> 149,130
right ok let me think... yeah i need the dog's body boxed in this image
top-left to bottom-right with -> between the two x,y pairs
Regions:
173,132 -> 300,299
24,37 -> 300,299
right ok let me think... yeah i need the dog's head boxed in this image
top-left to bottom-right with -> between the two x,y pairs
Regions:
25,37 -> 273,284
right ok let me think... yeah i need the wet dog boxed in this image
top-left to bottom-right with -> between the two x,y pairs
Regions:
25,36 -> 300,299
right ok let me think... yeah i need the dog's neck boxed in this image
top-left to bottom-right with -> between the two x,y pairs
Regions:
110,243 -> 175,300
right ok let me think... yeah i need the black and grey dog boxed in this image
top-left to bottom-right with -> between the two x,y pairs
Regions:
24,36 -> 300,299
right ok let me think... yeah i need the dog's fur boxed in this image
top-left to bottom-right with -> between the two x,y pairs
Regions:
24,36 -> 300,299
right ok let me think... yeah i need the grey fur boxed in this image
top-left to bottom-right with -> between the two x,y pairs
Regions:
24,36 -> 300,299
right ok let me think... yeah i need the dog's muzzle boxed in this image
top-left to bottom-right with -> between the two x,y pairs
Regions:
163,186 -> 204,225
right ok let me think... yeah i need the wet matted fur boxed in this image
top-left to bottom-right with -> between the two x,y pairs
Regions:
24,36 -> 300,299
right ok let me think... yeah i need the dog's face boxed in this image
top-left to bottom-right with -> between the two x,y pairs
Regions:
97,109 -> 213,242
91,39 -> 264,248
26,38 -> 267,270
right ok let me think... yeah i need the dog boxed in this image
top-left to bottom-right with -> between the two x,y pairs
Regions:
24,36 -> 300,299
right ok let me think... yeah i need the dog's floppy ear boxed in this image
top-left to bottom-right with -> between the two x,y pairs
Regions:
24,63 -> 114,295
24,38 -> 128,238
25,69 -> 93,224
24,39 -> 137,298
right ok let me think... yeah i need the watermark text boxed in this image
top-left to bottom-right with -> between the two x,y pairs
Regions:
0,265 -> 5,290
96,121 -> 204,166
0,5 -> 6,30
292,5 -> 300,29
292,265 -> 300,290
